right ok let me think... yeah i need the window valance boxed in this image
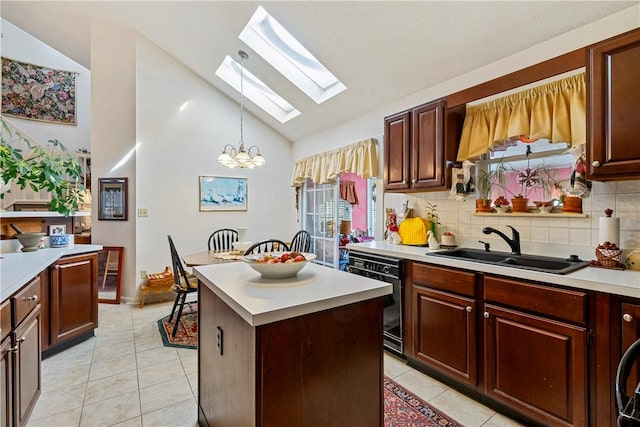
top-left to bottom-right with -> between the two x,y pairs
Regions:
291,138 -> 378,187
456,73 -> 586,161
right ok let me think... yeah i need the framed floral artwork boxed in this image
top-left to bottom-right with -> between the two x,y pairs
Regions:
1,57 -> 77,125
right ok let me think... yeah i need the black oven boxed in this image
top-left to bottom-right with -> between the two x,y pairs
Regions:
347,251 -> 403,355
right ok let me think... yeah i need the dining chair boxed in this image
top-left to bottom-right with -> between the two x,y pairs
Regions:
243,239 -> 290,256
290,230 -> 311,252
207,228 -> 239,251
167,235 -> 198,338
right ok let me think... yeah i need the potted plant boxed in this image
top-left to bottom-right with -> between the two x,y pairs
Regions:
1,117 -> 85,216
475,160 -> 508,213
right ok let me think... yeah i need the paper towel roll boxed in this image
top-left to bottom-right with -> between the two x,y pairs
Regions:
599,217 -> 620,245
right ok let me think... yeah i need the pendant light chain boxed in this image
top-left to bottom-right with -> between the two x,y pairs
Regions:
239,51 -> 245,150
216,50 -> 266,168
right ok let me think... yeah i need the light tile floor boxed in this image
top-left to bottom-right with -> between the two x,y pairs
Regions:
27,301 -> 522,427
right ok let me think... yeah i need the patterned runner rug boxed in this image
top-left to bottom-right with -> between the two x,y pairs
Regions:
384,376 -> 462,426
157,303 -> 198,349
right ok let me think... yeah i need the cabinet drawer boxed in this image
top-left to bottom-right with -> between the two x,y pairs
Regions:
0,299 -> 10,341
412,263 -> 475,297
484,276 -> 586,325
12,276 -> 41,328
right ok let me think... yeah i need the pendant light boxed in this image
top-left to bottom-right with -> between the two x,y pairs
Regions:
217,50 -> 266,169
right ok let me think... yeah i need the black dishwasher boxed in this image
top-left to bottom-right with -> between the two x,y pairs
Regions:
347,251 -> 404,355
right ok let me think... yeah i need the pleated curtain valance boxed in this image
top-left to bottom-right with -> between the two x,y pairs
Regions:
456,73 -> 586,161
291,138 -> 378,186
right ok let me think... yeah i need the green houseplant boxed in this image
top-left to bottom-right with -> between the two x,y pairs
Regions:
0,117 -> 85,216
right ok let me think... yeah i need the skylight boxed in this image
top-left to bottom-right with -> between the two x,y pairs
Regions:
215,55 -> 301,124
239,6 -> 347,104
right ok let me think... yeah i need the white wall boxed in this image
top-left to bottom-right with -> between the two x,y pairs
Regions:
1,19 -> 91,152
292,5 -> 640,251
135,36 -> 296,300
90,23 -> 138,302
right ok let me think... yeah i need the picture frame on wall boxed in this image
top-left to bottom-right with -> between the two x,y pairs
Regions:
98,178 -> 128,220
199,176 -> 247,211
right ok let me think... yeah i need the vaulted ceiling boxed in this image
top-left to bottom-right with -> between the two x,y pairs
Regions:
2,1 -> 636,141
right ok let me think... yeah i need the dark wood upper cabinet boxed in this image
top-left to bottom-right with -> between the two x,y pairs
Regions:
384,99 -> 455,192
587,28 -> 640,181
383,111 -> 411,190
411,100 -> 444,189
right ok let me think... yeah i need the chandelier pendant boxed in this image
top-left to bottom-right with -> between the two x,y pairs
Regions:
217,50 -> 266,169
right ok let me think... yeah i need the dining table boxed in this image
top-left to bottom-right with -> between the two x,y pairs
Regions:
183,250 -> 243,267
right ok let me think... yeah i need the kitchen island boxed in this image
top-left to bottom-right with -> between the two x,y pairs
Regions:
193,262 -> 392,427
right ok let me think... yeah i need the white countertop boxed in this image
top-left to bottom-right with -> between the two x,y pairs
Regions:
0,211 -> 91,218
347,241 -> 640,298
1,245 -> 103,301
194,262 -> 392,327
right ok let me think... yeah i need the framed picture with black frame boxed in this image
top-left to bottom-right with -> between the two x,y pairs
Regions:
98,177 -> 128,220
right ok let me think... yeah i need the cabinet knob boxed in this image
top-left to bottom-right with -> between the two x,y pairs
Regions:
25,295 -> 38,302
9,345 -> 19,353
411,179 -> 417,184
592,160 -> 601,167
623,313 -> 634,322
483,312 -> 490,319
466,306 -> 473,313
17,336 -> 26,343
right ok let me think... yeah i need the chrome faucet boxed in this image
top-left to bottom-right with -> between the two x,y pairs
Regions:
482,226 -> 521,255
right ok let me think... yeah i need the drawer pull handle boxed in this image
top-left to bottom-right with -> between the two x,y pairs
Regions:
623,313 -> 634,322
55,260 -> 90,269
25,295 -> 38,302
483,312 -> 490,319
592,160 -> 601,167
466,306 -> 473,313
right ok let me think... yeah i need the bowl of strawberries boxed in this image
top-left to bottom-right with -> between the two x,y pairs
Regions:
241,251 -> 316,279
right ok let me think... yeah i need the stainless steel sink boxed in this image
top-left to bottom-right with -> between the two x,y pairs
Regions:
426,248 -> 589,275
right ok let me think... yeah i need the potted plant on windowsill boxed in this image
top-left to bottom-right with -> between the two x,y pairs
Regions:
475,160 -> 508,213
1,117 -> 85,216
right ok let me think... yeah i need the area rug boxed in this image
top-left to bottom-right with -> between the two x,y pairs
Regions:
384,376 -> 462,426
157,303 -> 198,349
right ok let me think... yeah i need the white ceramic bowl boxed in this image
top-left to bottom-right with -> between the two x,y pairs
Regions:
242,252 -> 316,279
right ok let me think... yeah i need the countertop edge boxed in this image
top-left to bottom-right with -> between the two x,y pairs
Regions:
347,241 -> 640,298
1,244 -> 103,301
194,264 -> 392,326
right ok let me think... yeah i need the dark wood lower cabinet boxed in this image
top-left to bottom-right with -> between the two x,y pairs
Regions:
0,335 -> 13,427
13,307 -> 41,427
484,304 -> 588,427
198,284 -> 384,427
412,285 -> 477,385
49,253 -> 98,347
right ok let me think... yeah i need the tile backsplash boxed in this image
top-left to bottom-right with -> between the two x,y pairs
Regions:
385,180 -> 640,251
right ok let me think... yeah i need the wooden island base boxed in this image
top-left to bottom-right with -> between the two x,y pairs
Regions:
198,284 -> 385,427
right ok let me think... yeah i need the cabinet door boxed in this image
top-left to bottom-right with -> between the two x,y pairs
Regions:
14,308 -> 41,427
0,336 -> 13,427
384,111 -> 410,190
411,99 -> 444,189
587,28 -> 640,180
50,253 -> 98,346
484,304 -> 587,427
621,303 -> 640,395
412,286 -> 477,385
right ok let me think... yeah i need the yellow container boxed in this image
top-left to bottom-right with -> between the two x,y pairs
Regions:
398,218 -> 427,245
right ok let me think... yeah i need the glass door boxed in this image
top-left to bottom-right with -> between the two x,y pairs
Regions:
301,180 -> 339,269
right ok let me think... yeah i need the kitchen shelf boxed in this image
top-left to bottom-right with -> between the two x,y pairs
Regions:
0,211 -> 91,218
474,212 -> 589,218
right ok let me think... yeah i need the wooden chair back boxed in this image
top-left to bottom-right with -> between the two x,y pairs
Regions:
243,239 -> 290,256
290,230 -> 312,252
208,228 -> 239,251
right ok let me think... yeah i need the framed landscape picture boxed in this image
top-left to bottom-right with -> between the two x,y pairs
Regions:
199,176 -> 247,211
